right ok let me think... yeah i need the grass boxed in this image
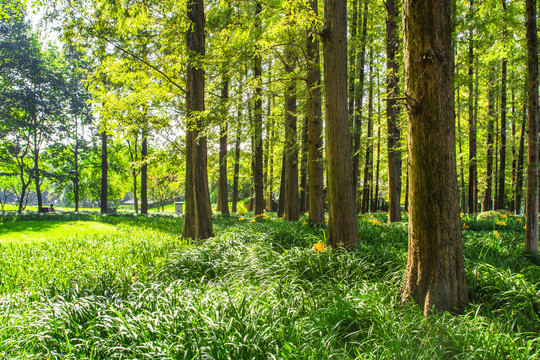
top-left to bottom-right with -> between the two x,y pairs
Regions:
0,211 -> 538,359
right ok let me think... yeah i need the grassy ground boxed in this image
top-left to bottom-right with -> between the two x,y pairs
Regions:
0,211 -> 538,359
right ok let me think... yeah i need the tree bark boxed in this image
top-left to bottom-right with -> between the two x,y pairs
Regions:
182,0 -> 213,240
497,57 -> 507,209
217,72 -> 229,215
100,131 -> 108,213
386,0 -> 401,222
232,109 -> 241,213
402,0 -> 468,314
482,70 -> 495,212
141,133 -> 148,214
361,52 -> 374,214
284,48 -> 299,221
299,115 -> 308,213
467,0 -> 477,214
253,1 -> 264,216
525,0 -> 539,254
353,0 -> 368,205
307,0 -> 325,225
515,101 -> 526,214
322,0 -> 359,248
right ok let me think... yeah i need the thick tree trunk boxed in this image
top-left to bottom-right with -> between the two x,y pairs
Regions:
141,133 -> 148,215
133,170 -> 139,214
525,0 -> 539,254
322,0 -> 359,248
182,0 -> 213,240
402,0 -> 468,314
232,110 -> 241,213
284,55 -> 299,221
278,152 -> 286,218
386,0 -> 401,222
510,88 -> 517,213
348,0 -> 358,128
307,0 -> 325,225
456,66 -> 466,212
253,1 -> 264,216
353,0 -> 368,205
217,73 -> 229,215
482,71 -> 495,212
101,131 -> 108,213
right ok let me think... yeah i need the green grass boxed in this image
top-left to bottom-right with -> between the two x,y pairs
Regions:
0,212 -> 539,359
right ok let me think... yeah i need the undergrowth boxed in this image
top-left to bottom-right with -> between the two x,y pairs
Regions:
0,212 -> 538,359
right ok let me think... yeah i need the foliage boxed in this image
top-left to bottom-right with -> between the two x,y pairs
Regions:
0,214 -> 539,359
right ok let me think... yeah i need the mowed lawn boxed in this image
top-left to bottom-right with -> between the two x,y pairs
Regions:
0,220 -> 118,244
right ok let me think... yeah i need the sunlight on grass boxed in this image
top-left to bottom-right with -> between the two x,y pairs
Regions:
0,221 -> 118,245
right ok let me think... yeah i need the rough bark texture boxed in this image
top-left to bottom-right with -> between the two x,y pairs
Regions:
307,0 -> 325,225
299,115 -> 308,213
525,0 -> 539,254
182,0 -> 213,240
386,0 -> 401,222
100,131 -> 108,213
217,73 -> 229,215
402,0 -> 468,315
322,0 -> 359,248
515,104 -> 526,214
361,55 -> 374,214
253,1 -> 264,216
284,49 -> 299,222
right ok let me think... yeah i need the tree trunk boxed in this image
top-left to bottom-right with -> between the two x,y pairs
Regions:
353,0 -> 369,205
278,152 -> 286,218
217,73 -> 230,215
232,109 -> 241,213
361,52 -> 374,214
348,0 -> 358,130
141,133 -> 148,214
253,1 -> 264,216
510,87 -> 517,213
322,0 -> 359,248
299,115 -> 308,213
497,57 -> 507,209
456,66 -> 466,212
402,0 -> 468,314
467,0 -> 477,214
182,0 -> 213,240
374,93 -> 381,212
386,0 -> 401,222
482,70 -> 495,212
525,0 -> 539,254
284,52 -> 299,221
307,0 -> 325,225
515,101 -> 526,214
101,131 -> 108,213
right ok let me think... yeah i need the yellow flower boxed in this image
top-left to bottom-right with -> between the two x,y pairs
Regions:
493,230 -> 501,239
496,221 -> 507,226
251,219 -> 256,223
313,241 -> 325,253
502,214 -> 508,219
239,217 -> 244,221
325,218 -> 329,223
463,223 -> 469,229
283,213 -> 287,218
303,221 -> 307,225
305,212 -> 309,216
369,219 -> 381,226
517,218 -> 522,222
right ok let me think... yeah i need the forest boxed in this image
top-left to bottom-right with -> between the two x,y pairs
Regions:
1,0 -> 540,358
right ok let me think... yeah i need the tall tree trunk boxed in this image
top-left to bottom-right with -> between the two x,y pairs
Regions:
374,91 -> 381,212
299,115 -> 308,213
232,109 -> 241,213
74,122 -> 79,212
402,0 -> 468,315
278,152 -> 286,217
217,72 -> 230,215
353,0 -> 369,205
515,101 -> 526,214
322,0 -> 359,248
182,0 -> 213,240
456,67 -> 466,212
467,0 -> 477,214
253,1 -> 264,216
266,95 -> 275,211
361,51 -> 374,213
141,133 -> 148,214
307,0 -> 325,225
100,131 -> 108,213
482,70 -> 495,211
525,0 -> 539,254
497,57 -> 507,209
348,0 -> 358,132
386,0 -> 401,221
510,87 -> 517,213
284,48 -> 299,221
